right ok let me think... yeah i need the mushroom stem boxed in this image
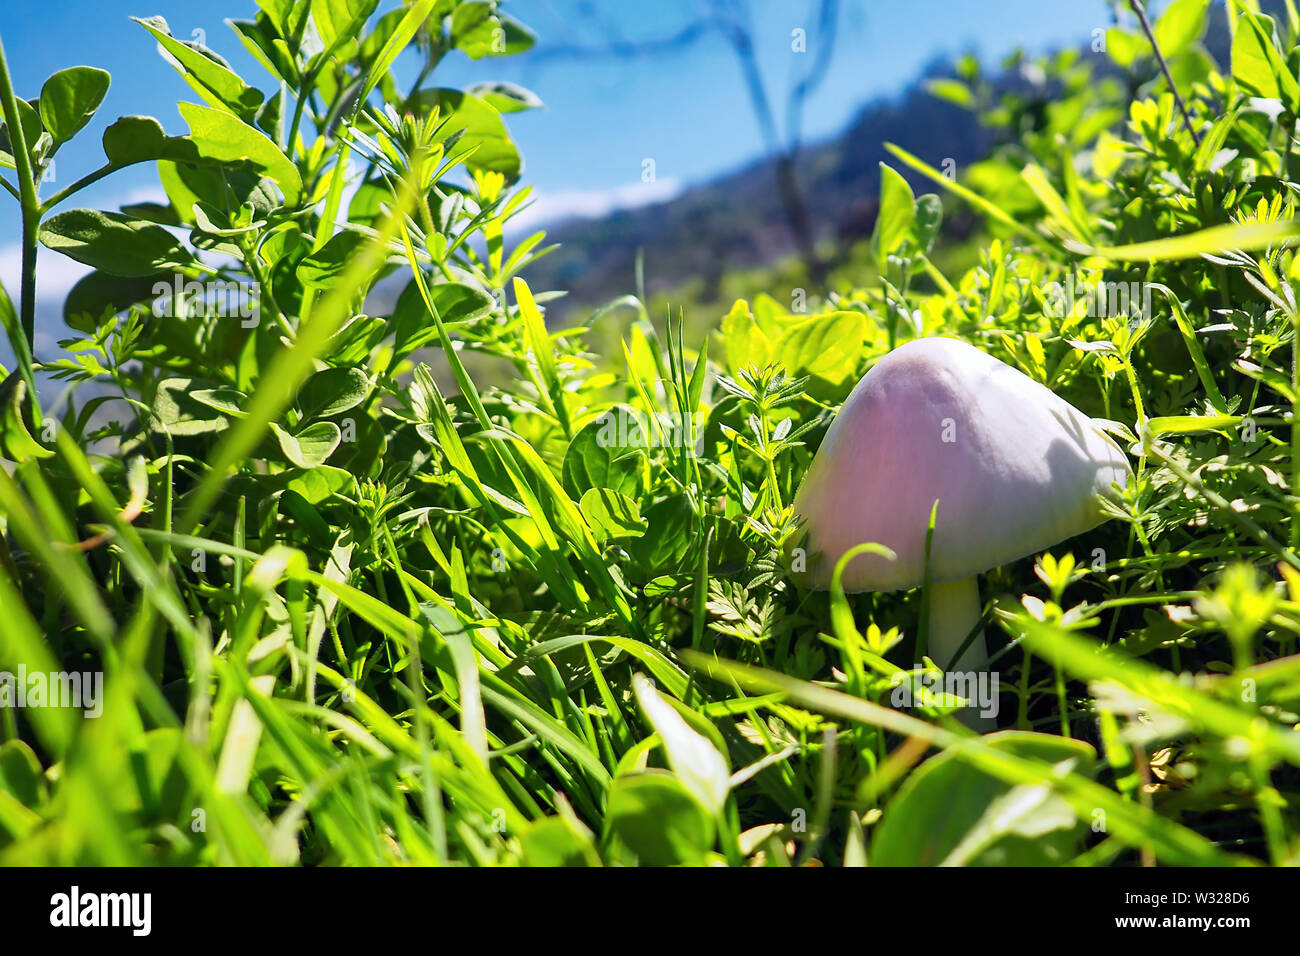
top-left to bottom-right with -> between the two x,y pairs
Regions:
924,576 -> 987,671
924,576 -> 994,730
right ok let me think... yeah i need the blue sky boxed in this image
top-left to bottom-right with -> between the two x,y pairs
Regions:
0,0 -> 1124,317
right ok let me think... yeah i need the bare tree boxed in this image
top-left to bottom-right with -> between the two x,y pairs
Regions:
529,0 -> 841,280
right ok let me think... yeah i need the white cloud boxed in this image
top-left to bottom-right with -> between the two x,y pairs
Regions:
507,177 -> 682,233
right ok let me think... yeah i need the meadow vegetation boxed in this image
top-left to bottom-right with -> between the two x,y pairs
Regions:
1,0 -> 1300,866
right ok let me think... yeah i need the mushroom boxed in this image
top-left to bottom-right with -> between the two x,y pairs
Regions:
788,337 -> 1131,721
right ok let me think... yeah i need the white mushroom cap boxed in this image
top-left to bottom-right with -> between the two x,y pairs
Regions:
790,337 -> 1132,591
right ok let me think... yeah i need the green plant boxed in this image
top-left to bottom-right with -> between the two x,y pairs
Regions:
1,0 -> 1299,867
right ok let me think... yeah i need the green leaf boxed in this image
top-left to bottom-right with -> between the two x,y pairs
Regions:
1232,11 -> 1300,108
720,299 -> 771,374
256,0 -> 309,39
775,310 -> 867,380
152,377 -> 230,435
310,0 -> 380,57
1154,0 -> 1209,58
628,494 -> 694,572
561,407 -> 644,499
913,193 -> 943,252
0,98 -> 44,169
888,145 -> 1042,248
466,81 -> 543,113
496,14 -> 536,55
0,740 -> 47,811
357,0 -> 436,105
1063,219 -> 1300,261
271,421 -> 342,468
133,16 -> 264,119
924,78 -> 973,108
63,270 -> 167,331
873,162 -> 916,268
517,816 -> 600,867
391,278 -> 494,350
178,101 -> 302,205
286,464 -> 356,504
450,1 -> 501,59
633,674 -> 729,815
412,88 -> 522,184
1105,28 -> 1145,69
296,231 -> 370,288
0,373 -> 52,460
39,67 -> 110,145
579,487 -> 645,542
228,18 -> 299,85
1022,164 -> 1079,239
39,209 -> 193,277
514,276 -> 561,421
101,115 -> 193,166
190,387 -> 249,418
296,366 -> 372,419
1144,414 -> 1241,436
605,771 -> 715,865
872,731 -> 1096,866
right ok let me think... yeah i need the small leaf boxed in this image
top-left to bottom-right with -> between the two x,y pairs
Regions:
296,366 -> 372,419
720,300 -> 771,374
579,487 -> 645,542
391,278 -> 494,350
39,67 -> 110,145
286,464 -> 355,504
101,115 -> 193,166
561,408 -> 644,498
63,270 -> 167,331
465,81 -> 544,113
152,377 -> 229,435
517,816 -> 600,867
310,0 -> 380,57
410,88 -> 521,183
913,193 -> 943,252
873,162 -> 916,268
924,78 -> 974,108
271,421 -> 342,468
0,98 -> 44,168
190,387 -> 249,417
628,494 -> 694,572
0,373 -> 52,460
0,740 -> 47,811
1232,11 -> 1300,109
